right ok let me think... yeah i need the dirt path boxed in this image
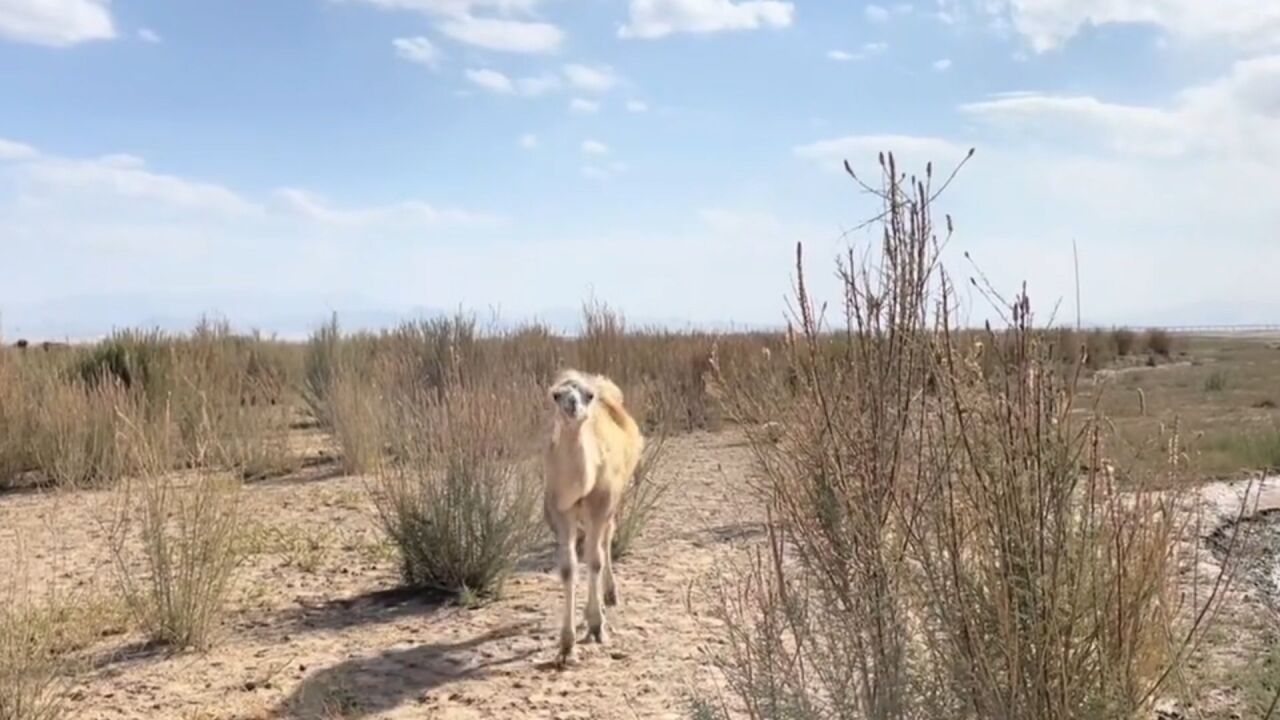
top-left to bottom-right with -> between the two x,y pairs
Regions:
0,431 -> 762,720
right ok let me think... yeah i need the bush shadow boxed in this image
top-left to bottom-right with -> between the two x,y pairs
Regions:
278,621 -> 538,719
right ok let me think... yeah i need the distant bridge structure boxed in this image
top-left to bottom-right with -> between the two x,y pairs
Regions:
1122,324 -> 1280,335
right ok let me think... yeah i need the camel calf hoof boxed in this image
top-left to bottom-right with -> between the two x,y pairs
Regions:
587,623 -> 607,645
559,628 -> 576,663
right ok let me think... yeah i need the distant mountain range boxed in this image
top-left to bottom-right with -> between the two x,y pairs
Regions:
3,289 -> 1274,344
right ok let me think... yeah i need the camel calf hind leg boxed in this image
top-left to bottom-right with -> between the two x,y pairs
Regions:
603,517 -> 618,607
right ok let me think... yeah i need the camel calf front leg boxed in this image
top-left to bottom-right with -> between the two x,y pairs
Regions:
553,515 -> 578,663
583,520 -> 609,644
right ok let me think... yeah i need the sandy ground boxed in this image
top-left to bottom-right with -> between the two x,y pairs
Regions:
6,425 -> 1280,720
0,431 -> 763,720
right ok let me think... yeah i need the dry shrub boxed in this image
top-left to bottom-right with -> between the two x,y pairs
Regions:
494,323 -> 566,384
1113,327 -> 1138,356
3,322 -> 295,489
1051,326 -> 1084,367
328,371 -> 387,475
1204,369 -> 1229,392
0,581 -> 68,720
1083,327 -> 1118,369
74,329 -> 172,400
29,373 -> 138,488
579,299 -> 734,432
1145,328 -> 1175,357
706,152 -> 1224,720
1046,328 -> 1116,372
579,299 -> 629,377
107,408 -> 244,649
380,315 -> 485,394
0,577 -> 128,720
612,429 -> 673,559
369,374 -> 544,600
312,305 -> 773,464
1,354 -> 138,489
167,320 -> 296,479
320,316 -> 490,475
1204,427 -> 1280,472
0,351 -> 38,487
302,313 -> 342,426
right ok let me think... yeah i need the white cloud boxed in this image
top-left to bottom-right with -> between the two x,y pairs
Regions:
794,57 -> 1280,326
866,2 -> 912,23
828,41 -> 887,61
0,142 -> 491,232
0,140 -> 490,226
272,188 -> 495,228
0,138 -> 38,160
20,153 -> 259,216
0,0 -> 115,46
393,36 -> 441,68
580,139 -> 609,155
961,95 -> 1186,156
933,57 -> 952,71
698,207 -> 788,237
978,0 -> 1280,52
516,73 -> 560,96
564,63 -> 618,92
626,99 -> 649,112
798,134 -> 1280,325
619,0 -> 794,39
581,161 -> 628,180
959,55 -> 1280,161
136,27 -> 160,43
344,0 -> 541,16
464,67 -> 561,96
438,14 -> 562,53
519,133 -> 538,149
0,138 -> 498,326
795,134 -> 971,172
465,67 -> 514,93
569,97 -> 600,114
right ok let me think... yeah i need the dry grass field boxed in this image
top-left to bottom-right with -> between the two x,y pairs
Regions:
4,173 -> 1280,720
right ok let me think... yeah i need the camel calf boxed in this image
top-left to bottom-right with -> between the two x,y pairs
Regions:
543,369 -> 643,664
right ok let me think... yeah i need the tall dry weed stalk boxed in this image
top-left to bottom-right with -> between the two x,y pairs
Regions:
707,151 -> 1227,720
107,406 -> 244,649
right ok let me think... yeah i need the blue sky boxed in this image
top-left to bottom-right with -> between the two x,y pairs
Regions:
1,0 -> 1278,338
